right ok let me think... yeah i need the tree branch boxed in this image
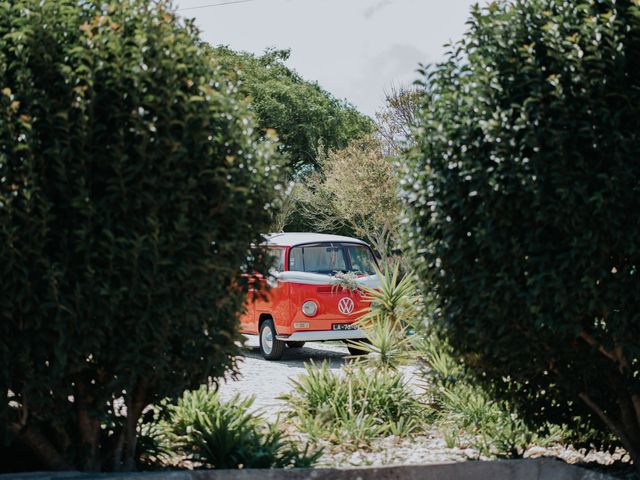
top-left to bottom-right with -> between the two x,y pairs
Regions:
110,426 -> 126,471
613,344 -> 630,371
9,422 -> 71,470
120,379 -> 148,471
633,394 -> 640,425
76,381 -> 101,471
578,330 -> 624,368
578,392 -> 638,465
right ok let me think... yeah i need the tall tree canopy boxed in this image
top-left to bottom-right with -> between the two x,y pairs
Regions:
212,47 -> 374,173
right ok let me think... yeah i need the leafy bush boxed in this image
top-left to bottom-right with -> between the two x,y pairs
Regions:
403,0 -> 640,466
282,362 -> 424,448
294,136 -> 401,255
156,387 -> 320,469
0,0 -> 280,471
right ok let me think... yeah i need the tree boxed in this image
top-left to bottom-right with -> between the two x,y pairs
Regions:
375,84 -> 422,157
403,0 -> 640,468
299,136 -> 401,257
0,0 -> 280,471
212,47 -> 374,173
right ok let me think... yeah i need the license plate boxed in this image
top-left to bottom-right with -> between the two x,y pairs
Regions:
332,323 -> 358,331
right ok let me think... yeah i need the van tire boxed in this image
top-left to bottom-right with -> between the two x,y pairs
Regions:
286,341 -> 305,348
259,319 -> 285,360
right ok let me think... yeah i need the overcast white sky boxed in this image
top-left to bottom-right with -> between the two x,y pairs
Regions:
174,0 -> 481,117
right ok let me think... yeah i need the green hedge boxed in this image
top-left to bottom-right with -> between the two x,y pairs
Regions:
403,0 -> 640,466
0,0 -> 281,471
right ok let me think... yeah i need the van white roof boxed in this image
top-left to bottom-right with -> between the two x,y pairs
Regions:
264,232 -> 368,247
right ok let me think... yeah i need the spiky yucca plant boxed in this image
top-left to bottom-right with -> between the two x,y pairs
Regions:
348,263 -> 421,369
281,361 -> 424,447
357,262 -> 420,328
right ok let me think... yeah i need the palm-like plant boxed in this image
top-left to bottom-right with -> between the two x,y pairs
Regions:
349,262 -> 421,369
357,262 -> 420,328
347,317 -> 415,370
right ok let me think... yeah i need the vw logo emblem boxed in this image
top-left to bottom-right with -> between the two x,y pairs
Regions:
338,297 -> 355,315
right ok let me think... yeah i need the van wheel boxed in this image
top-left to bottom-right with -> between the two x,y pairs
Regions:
286,341 -> 305,348
259,319 -> 285,360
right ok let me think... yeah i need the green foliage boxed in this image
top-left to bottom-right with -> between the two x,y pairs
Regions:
136,406 -> 174,470
349,263 -> 421,370
0,0 -> 281,471
157,387 -> 320,469
358,263 -> 420,328
212,47 -> 374,173
403,0 -> 640,463
416,334 -> 569,458
348,317 -> 414,371
293,135 -> 401,254
281,361 -> 424,448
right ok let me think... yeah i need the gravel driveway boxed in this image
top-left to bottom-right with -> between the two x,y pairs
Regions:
217,336 -> 351,419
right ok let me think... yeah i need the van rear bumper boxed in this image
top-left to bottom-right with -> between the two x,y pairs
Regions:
276,329 -> 366,342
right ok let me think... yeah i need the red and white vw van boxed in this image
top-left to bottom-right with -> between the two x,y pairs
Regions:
240,233 -> 380,360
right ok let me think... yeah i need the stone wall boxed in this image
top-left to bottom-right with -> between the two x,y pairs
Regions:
1,459 -> 616,480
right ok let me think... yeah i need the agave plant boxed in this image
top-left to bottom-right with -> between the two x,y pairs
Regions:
347,262 -> 421,369
357,262 -> 420,328
347,317 -> 415,371
154,386 -> 321,469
